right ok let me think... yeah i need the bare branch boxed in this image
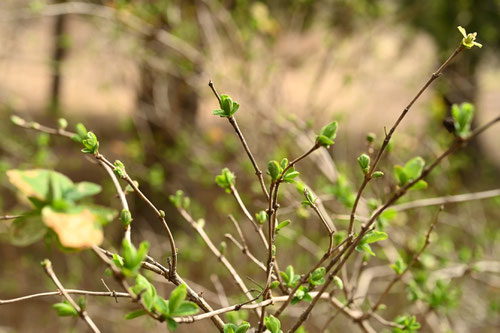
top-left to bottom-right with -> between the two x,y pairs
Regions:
41,259 -> 101,333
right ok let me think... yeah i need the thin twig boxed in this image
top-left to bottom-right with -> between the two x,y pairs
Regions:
0,289 -> 130,305
369,206 -> 443,315
347,44 -> 465,235
229,188 -> 268,248
41,259 -> 101,333
177,207 -> 259,315
211,275 -> 230,308
274,235 -> 353,318
392,188 -> 500,212
224,233 -> 268,273
12,117 -> 178,275
0,215 -> 23,220
288,115 -> 500,331
209,80 -> 270,200
98,160 -> 131,242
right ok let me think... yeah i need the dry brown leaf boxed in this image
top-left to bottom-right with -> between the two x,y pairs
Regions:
42,207 -> 103,248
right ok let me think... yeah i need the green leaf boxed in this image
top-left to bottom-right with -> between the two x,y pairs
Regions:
275,220 -> 290,232
333,276 -> 343,290
403,157 -> 425,180
362,230 -> 388,244
255,211 -> 267,224
264,315 -> 281,333
113,160 -> 126,178
77,297 -> 86,311
394,314 -> 421,333
81,131 -> 99,154
356,243 -> 375,256
136,241 -> 150,266
57,118 -> 68,129
267,160 -> 281,181
130,275 -> 157,311
120,209 -> 133,227
457,26 -> 482,49
72,123 -> 88,142
53,301 -> 78,317
63,182 -> 101,201
224,324 -> 236,333
125,309 -> 147,320
121,240 -> 150,276
235,322 -> 251,333
9,214 -> 47,246
372,171 -> 384,178
302,187 -> 316,206
286,266 -> 294,283
166,317 -> 178,331
394,165 -> 408,186
357,154 -> 370,174
316,121 -> 338,147
270,281 -> 280,289
154,296 -> 169,315
7,169 -> 74,203
320,121 -> 338,140
316,134 -> 334,147
280,158 -> 289,169
391,258 -> 407,275
451,103 -> 475,138
112,253 -> 124,268
292,286 -> 311,304
215,168 -> 236,192
169,284 -> 187,314
410,180 -> 428,191
380,208 -> 397,221
171,301 -> 199,316
169,190 -> 189,209
215,94 -> 240,117
283,168 -> 300,183
309,266 -> 326,286
213,109 -> 227,117
327,174 -> 355,208
84,204 -> 117,226
10,115 -> 25,126
122,239 -> 137,269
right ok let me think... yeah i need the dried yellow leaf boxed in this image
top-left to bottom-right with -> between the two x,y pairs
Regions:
42,207 -> 103,248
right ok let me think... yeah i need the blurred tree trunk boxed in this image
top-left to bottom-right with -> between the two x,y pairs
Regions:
48,0 -> 69,116
135,1 -> 199,161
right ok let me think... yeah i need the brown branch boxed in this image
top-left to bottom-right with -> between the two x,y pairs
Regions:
288,114 -> 500,331
347,44 -> 464,235
96,155 -> 178,274
369,206 -> 442,315
0,289 -> 130,305
12,116 -> 178,275
41,259 -> 101,333
98,160 -> 131,242
0,215 -> 23,220
392,188 -> 500,212
274,234 -> 353,318
230,185 -> 268,248
209,80 -> 270,200
177,207 -> 259,315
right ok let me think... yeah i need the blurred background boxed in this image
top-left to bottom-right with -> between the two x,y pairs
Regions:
0,0 -> 499,332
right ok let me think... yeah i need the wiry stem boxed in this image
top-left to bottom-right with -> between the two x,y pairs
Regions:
209,80 -> 270,200
42,259 -> 101,333
288,115 -> 499,331
0,290 -> 130,305
347,44 -> 464,235
368,206 -> 442,315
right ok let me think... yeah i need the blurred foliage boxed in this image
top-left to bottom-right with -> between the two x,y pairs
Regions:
0,0 -> 499,332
